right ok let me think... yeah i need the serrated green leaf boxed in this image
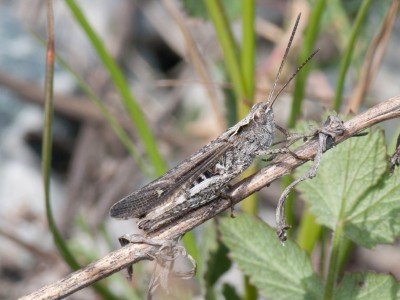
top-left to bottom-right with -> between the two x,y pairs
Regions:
180,0 -> 242,20
296,130 -> 400,247
333,273 -> 400,300
220,214 -> 324,300
344,169 -> 400,247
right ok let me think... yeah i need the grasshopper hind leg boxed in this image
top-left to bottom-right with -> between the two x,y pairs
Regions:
139,183 -> 231,232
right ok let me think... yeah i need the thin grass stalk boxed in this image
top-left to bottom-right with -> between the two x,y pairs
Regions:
204,0 -> 246,105
240,3 -> 258,298
239,0 -> 258,224
288,0 -> 326,247
241,0 -> 255,102
43,0 -> 79,273
290,0 -> 326,127
333,0 -> 373,110
53,53 -> 151,176
42,1 -> 118,298
162,0 -> 226,132
64,0 -> 166,176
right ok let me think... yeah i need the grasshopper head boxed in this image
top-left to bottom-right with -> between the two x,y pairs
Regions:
250,102 -> 275,139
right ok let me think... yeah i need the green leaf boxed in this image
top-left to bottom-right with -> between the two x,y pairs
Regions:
198,220 -> 232,299
220,214 -> 324,300
222,283 -> 241,300
180,0 -> 242,20
344,168 -> 400,247
296,130 -> 400,248
198,220 -> 218,290
204,240 -> 231,288
333,273 -> 400,300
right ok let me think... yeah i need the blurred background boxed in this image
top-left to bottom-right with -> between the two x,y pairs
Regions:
0,0 -> 399,299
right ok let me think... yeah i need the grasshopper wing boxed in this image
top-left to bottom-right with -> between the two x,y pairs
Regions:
110,140 -> 232,219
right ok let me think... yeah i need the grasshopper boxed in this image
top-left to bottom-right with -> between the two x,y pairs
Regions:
110,14 -> 318,234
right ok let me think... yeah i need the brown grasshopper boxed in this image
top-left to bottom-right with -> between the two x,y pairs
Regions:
110,14 -> 318,238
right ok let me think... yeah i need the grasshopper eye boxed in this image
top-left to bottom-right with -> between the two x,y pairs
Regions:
253,109 -> 264,122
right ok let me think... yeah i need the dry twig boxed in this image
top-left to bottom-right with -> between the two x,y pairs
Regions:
345,0 -> 400,113
162,0 -> 226,131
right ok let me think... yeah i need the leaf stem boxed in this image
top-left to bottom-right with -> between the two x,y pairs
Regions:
297,209 -> 322,252
324,223 -> 344,300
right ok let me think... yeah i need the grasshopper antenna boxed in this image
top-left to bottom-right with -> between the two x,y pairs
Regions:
266,13 -> 319,109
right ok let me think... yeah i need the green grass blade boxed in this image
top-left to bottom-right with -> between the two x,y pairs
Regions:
241,0 -> 255,102
238,0 -> 258,228
64,0 -> 166,176
327,0 -> 352,51
55,54 -> 151,176
204,0 -> 246,108
289,0 -> 326,128
333,0 -> 372,111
